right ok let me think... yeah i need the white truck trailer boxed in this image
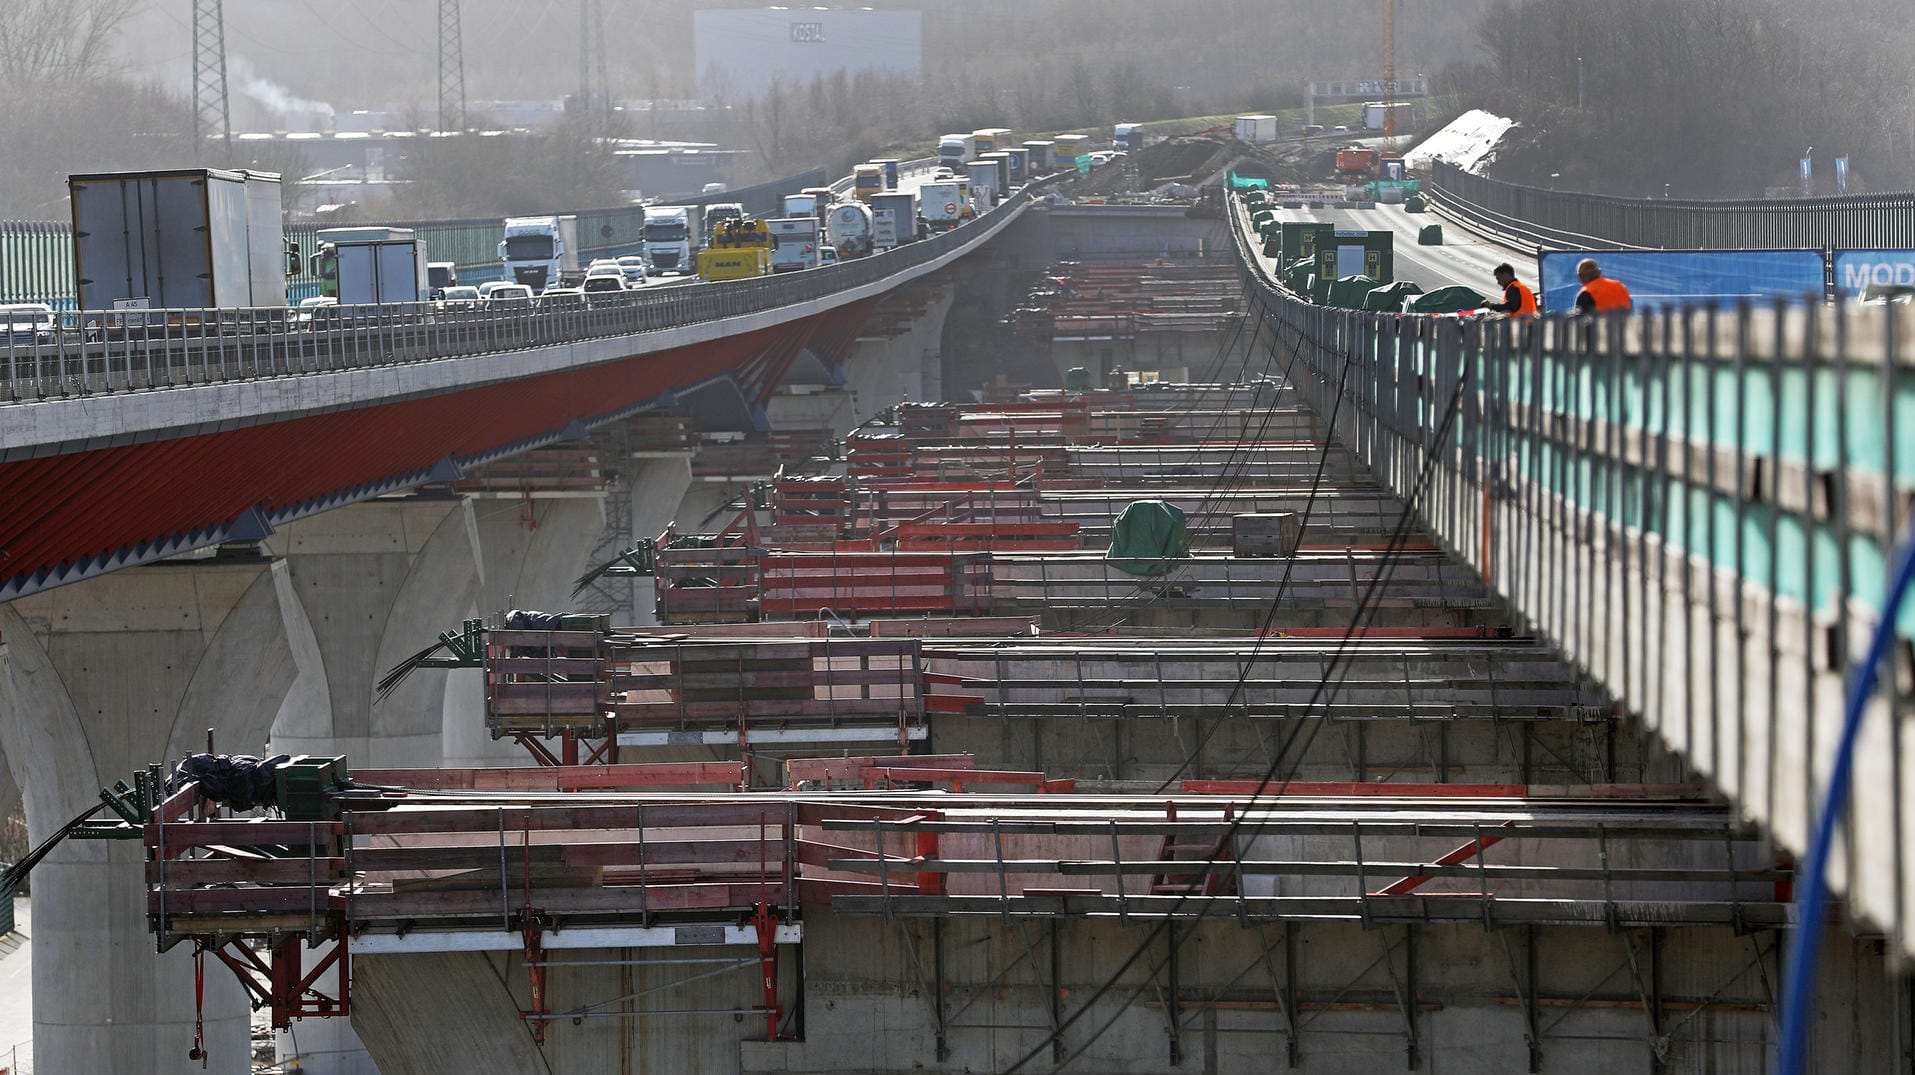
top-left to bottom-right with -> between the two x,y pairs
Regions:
768,217 -> 821,273
69,167 -> 289,310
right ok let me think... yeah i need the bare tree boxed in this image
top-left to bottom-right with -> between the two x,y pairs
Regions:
0,0 -> 137,86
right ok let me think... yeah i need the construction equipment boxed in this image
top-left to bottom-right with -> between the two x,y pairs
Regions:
698,218 -> 774,280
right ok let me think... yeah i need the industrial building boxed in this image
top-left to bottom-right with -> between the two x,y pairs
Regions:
694,7 -> 924,100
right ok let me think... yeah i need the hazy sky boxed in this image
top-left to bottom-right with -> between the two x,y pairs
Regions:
115,1 -> 1485,123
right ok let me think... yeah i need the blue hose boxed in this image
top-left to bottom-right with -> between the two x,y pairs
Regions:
1778,528 -> 1915,1073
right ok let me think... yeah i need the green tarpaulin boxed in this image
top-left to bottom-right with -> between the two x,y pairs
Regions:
1410,285 -> 1488,313
1363,280 -> 1424,311
1417,223 -> 1443,245
1106,500 -> 1190,576
1327,275 -> 1379,309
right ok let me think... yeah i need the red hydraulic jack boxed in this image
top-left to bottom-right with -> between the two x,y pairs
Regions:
753,899 -> 784,1042
521,922 -> 552,1045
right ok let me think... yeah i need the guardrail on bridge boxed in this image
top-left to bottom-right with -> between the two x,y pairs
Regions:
0,179 -> 1041,405
1230,192 -> 1915,961
0,166 -> 831,307
1426,160 -> 1915,251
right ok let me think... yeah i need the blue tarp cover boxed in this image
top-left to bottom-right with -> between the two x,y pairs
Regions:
1537,249 -> 1824,313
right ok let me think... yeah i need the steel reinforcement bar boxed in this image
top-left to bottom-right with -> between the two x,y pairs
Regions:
1230,192 -> 1915,958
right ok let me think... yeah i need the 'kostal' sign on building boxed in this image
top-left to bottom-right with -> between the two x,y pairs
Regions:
694,8 -> 921,99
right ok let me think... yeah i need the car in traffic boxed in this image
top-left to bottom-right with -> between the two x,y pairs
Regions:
538,287 -> 588,311
819,247 -> 840,267
484,283 -> 535,308
437,285 -> 482,309
0,303 -> 58,345
581,275 -> 626,295
293,295 -> 339,329
616,256 -> 649,285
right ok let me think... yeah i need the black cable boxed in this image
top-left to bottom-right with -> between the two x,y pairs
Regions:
1000,369 -> 1471,1074
1151,318 -> 1364,790
0,801 -> 111,896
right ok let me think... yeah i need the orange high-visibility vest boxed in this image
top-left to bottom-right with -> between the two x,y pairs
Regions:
1579,276 -> 1632,312
1510,279 -> 1538,316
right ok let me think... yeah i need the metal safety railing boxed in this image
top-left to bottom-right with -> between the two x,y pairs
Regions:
0,180 -> 1042,404
1231,195 -> 1915,956
1425,160 -> 1915,251
0,166 -> 831,308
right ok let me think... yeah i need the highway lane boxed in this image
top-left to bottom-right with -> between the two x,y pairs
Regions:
1263,200 -> 1536,297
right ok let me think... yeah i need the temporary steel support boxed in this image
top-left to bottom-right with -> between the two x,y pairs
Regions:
579,421 -> 636,617
190,0 -> 230,156
201,931 -> 350,1030
931,919 -> 951,1060
522,922 -> 551,1045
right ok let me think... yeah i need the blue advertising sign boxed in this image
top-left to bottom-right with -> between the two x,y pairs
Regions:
1833,250 -> 1915,299
1536,250 -> 1826,313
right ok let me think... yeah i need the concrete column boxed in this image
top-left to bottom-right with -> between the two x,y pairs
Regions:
443,495 -> 607,768
266,495 -> 483,768
627,455 -> 694,627
840,283 -> 956,419
262,496 -> 485,1075
0,557 -> 317,1075
350,953 -> 551,1074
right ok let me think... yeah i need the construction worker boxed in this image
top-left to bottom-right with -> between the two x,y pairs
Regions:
1484,263 -> 1537,317
1573,258 -> 1632,314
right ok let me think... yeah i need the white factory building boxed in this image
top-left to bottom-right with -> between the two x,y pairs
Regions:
694,7 -> 922,101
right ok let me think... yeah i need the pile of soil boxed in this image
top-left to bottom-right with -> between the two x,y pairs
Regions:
1061,134 -> 1323,196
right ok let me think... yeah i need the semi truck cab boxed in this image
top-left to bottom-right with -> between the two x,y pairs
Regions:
644,206 -> 694,274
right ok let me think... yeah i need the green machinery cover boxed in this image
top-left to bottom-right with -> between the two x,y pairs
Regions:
1327,275 -> 1379,309
1106,500 -> 1191,576
1410,285 -> 1489,313
1364,280 -> 1424,311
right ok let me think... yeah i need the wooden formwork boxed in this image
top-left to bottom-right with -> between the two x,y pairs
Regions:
455,445 -> 609,496
610,637 -> 927,740
483,626 -> 613,737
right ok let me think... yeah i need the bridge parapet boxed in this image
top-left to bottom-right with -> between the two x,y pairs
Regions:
1231,192 -> 1915,958
1,179 -> 1031,415
1427,159 -> 1915,250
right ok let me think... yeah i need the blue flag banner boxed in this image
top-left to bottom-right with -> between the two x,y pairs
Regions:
1833,250 -> 1915,299
1536,250 -> 1826,313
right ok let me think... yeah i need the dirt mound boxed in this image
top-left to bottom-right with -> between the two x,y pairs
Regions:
1061,135 -> 1318,196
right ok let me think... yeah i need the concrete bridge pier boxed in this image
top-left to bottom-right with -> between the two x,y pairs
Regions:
441,494 -> 608,768
257,494 -> 491,1075
839,280 -> 956,419
265,495 -> 482,768
0,556 -> 317,1075
624,453 -> 696,627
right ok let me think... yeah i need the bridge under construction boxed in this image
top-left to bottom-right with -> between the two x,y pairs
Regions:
7,147 -> 1915,1075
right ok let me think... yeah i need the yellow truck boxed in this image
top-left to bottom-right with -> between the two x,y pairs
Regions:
696,218 -> 773,280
